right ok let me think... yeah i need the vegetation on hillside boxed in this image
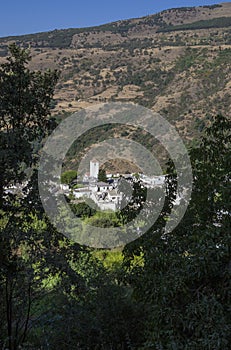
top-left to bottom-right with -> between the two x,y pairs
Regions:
158,16 -> 231,32
0,3 -> 230,149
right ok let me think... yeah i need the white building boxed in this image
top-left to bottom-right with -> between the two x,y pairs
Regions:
60,184 -> 70,192
140,174 -> 166,188
107,190 -> 122,204
90,159 -> 99,179
73,188 -> 92,199
90,188 -> 122,211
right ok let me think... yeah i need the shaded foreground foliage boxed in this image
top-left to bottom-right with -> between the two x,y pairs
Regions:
0,46 -> 230,349
123,114 -> 231,349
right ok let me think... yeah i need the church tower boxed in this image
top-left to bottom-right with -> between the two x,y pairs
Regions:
90,159 -> 99,179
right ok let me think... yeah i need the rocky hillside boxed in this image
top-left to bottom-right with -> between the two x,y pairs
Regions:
0,2 -> 230,145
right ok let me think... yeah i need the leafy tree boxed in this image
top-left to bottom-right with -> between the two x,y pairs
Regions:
61,169 -> 77,184
123,114 -> 231,349
0,44 -> 62,349
71,201 -> 96,218
85,210 -> 121,228
118,180 -> 147,224
33,255 -> 146,350
0,44 -> 59,208
98,168 -> 107,182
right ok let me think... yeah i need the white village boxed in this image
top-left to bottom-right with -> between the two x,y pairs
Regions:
61,159 -> 166,211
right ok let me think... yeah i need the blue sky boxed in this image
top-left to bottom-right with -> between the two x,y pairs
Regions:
0,0 -> 229,37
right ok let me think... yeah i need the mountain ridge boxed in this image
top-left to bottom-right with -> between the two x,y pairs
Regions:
1,3 -> 231,45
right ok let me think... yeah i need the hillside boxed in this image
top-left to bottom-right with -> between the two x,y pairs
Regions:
0,2 -> 230,164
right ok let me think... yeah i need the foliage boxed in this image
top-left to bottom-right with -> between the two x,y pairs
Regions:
118,180 -> 147,224
61,169 -> 77,184
98,168 -> 107,182
71,201 -> 96,218
0,44 -> 59,207
85,210 -> 122,228
94,249 -> 124,271
123,114 -> 231,349
159,16 -> 231,33
201,4 -> 222,9
0,44 -> 57,349
34,269 -> 146,350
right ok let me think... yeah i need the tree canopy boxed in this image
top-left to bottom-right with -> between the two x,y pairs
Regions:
61,169 -> 77,184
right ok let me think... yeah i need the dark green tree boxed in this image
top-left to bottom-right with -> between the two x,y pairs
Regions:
0,44 -> 61,349
123,114 -> 231,349
71,201 -> 96,218
0,44 -> 59,209
118,179 -> 147,224
98,168 -> 107,182
61,169 -> 77,185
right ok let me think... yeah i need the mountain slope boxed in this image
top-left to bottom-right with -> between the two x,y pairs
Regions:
0,2 -> 230,144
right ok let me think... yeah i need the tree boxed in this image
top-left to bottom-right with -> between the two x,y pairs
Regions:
118,179 -> 147,224
123,114 -> 231,349
0,44 -> 60,349
0,44 -> 59,209
71,201 -> 96,218
61,169 -> 77,185
98,168 -> 107,182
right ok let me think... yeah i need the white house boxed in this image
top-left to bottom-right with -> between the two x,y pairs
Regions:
73,188 -> 92,199
96,181 -> 109,192
60,184 -> 70,192
140,174 -> 166,188
107,190 -> 123,203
